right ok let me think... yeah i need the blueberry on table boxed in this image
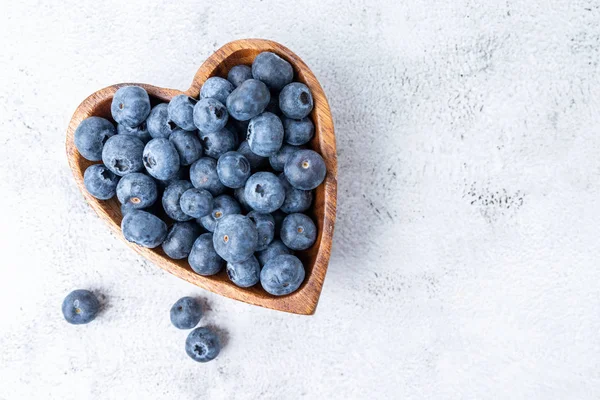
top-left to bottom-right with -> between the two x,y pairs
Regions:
74,116 -> 116,161
199,194 -> 241,232
283,117 -> 314,146
243,171 -> 285,213
147,103 -> 178,139
226,79 -> 270,121
247,112 -> 284,157
102,135 -> 145,176
284,149 -> 326,190
168,95 -> 198,131
227,255 -> 260,288
83,164 -> 119,200
62,289 -> 100,325
121,210 -> 168,248
278,173 -> 313,214
190,157 -> 226,196
116,172 -> 157,209
170,297 -> 203,329
269,144 -> 301,172
180,188 -> 213,219
237,140 -> 266,170
252,52 -> 293,91
213,214 -> 258,263
216,151 -> 251,189
260,254 -> 305,296
117,121 -> 151,143
200,76 -> 234,104
247,211 -> 275,251
111,86 -> 151,128
162,222 -> 201,260
279,82 -> 314,120
185,327 -> 221,363
193,98 -> 229,134
256,239 -> 292,267
280,213 -> 317,250
162,180 -> 194,222
227,65 -> 253,88
188,233 -> 224,276
198,128 -> 236,159
143,138 -> 181,180
169,129 -> 203,166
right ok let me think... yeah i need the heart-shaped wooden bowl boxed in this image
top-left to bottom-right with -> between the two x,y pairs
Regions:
65,39 -> 337,315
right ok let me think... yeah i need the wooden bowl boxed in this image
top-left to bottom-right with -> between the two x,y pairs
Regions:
65,39 -> 337,315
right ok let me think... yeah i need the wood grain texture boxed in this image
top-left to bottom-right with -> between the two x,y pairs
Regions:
65,39 -> 337,315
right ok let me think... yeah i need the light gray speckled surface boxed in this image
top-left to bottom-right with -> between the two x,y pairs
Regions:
1,1 -> 600,399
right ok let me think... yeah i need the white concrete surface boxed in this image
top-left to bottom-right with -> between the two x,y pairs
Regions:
1,1 -> 600,399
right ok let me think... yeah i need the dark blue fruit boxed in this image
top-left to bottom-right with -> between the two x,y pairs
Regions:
213,214 -> 258,263
168,95 -> 198,131
234,186 -> 252,212
226,79 -> 270,121
122,210 -> 167,248
237,140 -> 266,170
199,194 -> 241,232
156,166 -> 189,191
102,134 -> 145,176
169,129 -> 203,166
185,327 -> 221,363
247,211 -> 275,251
227,256 -> 260,288
111,86 -> 151,128
200,77 -> 234,104
121,202 -> 138,216
74,117 -> 116,161
62,289 -> 100,325
279,82 -> 314,120
193,98 -> 229,133
147,103 -> 178,139
188,233 -> 224,276
190,157 -> 226,196
227,65 -> 253,87
143,138 -> 181,180
256,239 -> 292,267
284,149 -> 326,190
199,128 -> 236,159
170,297 -> 203,329
260,254 -> 305,296
278,173 -> 313,213
118,122 -> 151,143
216,151 -> 251,188
180,188 -> 213,218
162,180 -> 194,222
162,222 -> 201,259
252,52 -> 293,91
283,117 -> 314,145
280,213 -> 317,250
116,172 -> 157,208
83,164 -> 119,200
269,144 -> 301,172
244,172 -> 285,213
247,112 -> 284,156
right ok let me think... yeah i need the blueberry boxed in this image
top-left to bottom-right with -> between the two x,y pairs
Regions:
213,214 -> 258,263
216,151 -> 251,188
168,95 -> 198,131
193,98 -> 229,133
180,188 -> 213,218
227,65 -> 253,87
185,326 -> 221,363
269,144 -> 301,172
226,79 -> 270,121
122,210 -> 167,248
256,239 -> 292,267
283,117 -> 314,145
143,138 -> 181,180
156,166 -> 189,191
62,289 -> 100,325
121,202 -> 138,216
247,112 -> 284,156
83,164 -> 119,200
188,233 -> 224,276
278,173 -> 313,213
237,140 -> 266,170
189,157 -> 226,196
271,210 -> 287,238
169,129 -> 203,166
280,213 -> 317,250
227,256 -> 260,288
74,117 -> 116,161
118,122 -> 151,143
102,135 -> 145,176
200,77 -> 234,104
199,128 -> 236,159
162,180 -> 194,222
199,194 -> 240,232
234,186 -> 252,212
284,149 -> 326,190
279,83 -> 314,120
116,172 -> 157,209
147,103 -> 177,139
260,254 -> 305,296
252,52 -> 293,91
170,297 -> 203,329
244,172 -> 285,213
247,211 -> 275,251
162,222 -> 201,259
111,86 -> 151,128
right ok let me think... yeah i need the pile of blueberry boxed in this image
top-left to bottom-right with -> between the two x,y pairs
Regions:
75,52 -> 326,296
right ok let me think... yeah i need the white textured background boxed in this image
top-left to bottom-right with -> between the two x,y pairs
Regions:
1,1 -> 599,399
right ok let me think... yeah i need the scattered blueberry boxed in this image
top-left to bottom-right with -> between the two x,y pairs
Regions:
227,64 -> 253,87
180,188 -> 213,218
213,214 -> 258,263
199,128 -> 236,159
147,103 -> 177,139
162,180 -> 194,222
269,144 -> 301,172
247,112 -> 284,156
122,210 -> 167,248
102,134 -> 145,176
83,164 -> 120,200
199,194 -> 241,232
189,157 -> 226,196
111,86 -> 151,128
243,171 -> 285,213
193,98 -> 229,134
143,138 -> 181,180
252,52 -> 293,91
169,129 -> 203,166
162,222 -> 201,259
200,76 -> 234,104
116,172 -> 157,209
118,121 -> 151,143
217,151 -> 251,188
62,289 -> 100,325
283,117 -> 314,145
185,326 -> 221,363
280,213 -> 317,250
188,233 -> 224,276
279,82 -> 314,120
227,255 -> 260,288
226,79 -> 270,121
278,173 -> 313,213
256,239 -> 292,267
247,211 -> 275,251
74,117 -> 116,161
170,297 -> 203,329
284,149 -> 326,190
237,140 -> 266,170
168,95 -> 197,131
260,254 -> 305,296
